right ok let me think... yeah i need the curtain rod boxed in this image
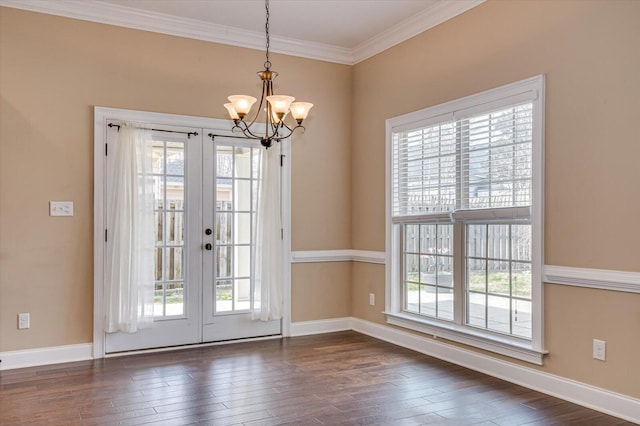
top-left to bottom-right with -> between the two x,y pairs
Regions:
108,123 -> 199,138
207,133 -> 254,140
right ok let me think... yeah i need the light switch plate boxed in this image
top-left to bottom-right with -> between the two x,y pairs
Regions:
50,201 -> 73,217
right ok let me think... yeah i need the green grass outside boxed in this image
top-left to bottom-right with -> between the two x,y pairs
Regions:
406,271 -> 531,298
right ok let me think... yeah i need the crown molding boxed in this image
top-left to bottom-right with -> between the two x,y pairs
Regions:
0,0 -> 484,65
352,0 -> 485,63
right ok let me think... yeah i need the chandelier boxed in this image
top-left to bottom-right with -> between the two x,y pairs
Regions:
223,0 -> 313,149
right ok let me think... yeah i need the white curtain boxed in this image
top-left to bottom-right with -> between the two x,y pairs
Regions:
105,124 -> 155,333
252,144 -> 283,321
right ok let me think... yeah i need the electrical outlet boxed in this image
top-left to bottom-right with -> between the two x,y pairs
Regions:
369,293 -> 375,306
18,313 -> 30,329
50,201 -> 74,217
593,339 -> 606,361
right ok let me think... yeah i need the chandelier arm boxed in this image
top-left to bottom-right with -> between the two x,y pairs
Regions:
271,124 -> 306,141
233,120 -> 264,140
280,121 -> 294,133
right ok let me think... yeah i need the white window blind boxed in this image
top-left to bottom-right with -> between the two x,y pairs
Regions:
392,102 -> 534,218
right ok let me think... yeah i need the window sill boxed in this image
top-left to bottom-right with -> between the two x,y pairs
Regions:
384,311 -> 547,365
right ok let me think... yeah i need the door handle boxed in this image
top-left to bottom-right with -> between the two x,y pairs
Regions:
204,243 -> 212,251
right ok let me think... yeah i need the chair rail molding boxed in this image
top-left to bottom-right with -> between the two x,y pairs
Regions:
544,265 -> 640,294
291,250 -> 385,264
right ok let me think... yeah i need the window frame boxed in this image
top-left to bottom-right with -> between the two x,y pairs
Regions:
385,75 -> 546,364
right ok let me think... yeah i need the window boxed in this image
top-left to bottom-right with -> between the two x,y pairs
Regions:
386,76 -> 545,364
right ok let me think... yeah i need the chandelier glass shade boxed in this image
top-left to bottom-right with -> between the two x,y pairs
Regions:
224,0 -> 313,148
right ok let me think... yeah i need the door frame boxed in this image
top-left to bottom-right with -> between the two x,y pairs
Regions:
93,107 -> 292,358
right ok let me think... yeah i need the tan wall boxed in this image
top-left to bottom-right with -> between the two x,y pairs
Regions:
292,263 -> 351,322
0,7 -> 352,351
351,0 -> 640,397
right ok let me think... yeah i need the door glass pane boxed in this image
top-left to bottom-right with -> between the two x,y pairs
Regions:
154,283 -> 165,316
165,282 -> 184,316
234,147 -> 252,178
216,246 -> 232,278
165,212 -> 184,245
235,246 -> 251,278
155,211 -> 163,244
235,279 -> 250,311
217,178 -> 232,211
216,213 -> 232,244
216,280 -> 232,312
216,147 -> 232,177
235,180 -> 251,211
235,213 -> 251,245
155,248 -> 163,281
165,247 -> 183,281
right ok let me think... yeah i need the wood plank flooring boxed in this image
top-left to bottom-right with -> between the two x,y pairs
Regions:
0,331 -> 633,425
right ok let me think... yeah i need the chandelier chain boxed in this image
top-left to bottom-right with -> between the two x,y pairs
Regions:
264,0 -> 271,70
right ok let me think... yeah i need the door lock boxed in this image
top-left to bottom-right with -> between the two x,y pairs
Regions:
204,243 -> 212,250
205,228 -> 212,235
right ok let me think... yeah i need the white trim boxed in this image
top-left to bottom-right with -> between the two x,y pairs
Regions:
104,335 -> 282,358
385,312 -> 546,365
291,249 -> 385,264
0,0 -> 483,65
349,318 -> 640,424
291,249 -> 353,263
0,343 -> 93,370
351,250 -> 386,264
289,317 -> 352,337
282,139 -> 293,337
545,265 -> 640,294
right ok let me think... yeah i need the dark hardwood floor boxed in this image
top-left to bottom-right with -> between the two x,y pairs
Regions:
0,331 -> 633,425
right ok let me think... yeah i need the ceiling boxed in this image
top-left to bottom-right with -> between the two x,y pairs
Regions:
0,0 -> 484,64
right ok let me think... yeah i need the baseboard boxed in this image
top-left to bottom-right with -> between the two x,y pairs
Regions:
289,317 -> 352,336
349,317 -> 640,424
0,343 -> 93,370
3,320 -> 638,422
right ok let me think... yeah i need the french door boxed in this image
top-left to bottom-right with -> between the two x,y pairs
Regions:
103,121 -> 281,354
202,138 -> 280,341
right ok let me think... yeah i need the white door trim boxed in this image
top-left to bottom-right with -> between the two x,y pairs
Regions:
93,106 -> 292,357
